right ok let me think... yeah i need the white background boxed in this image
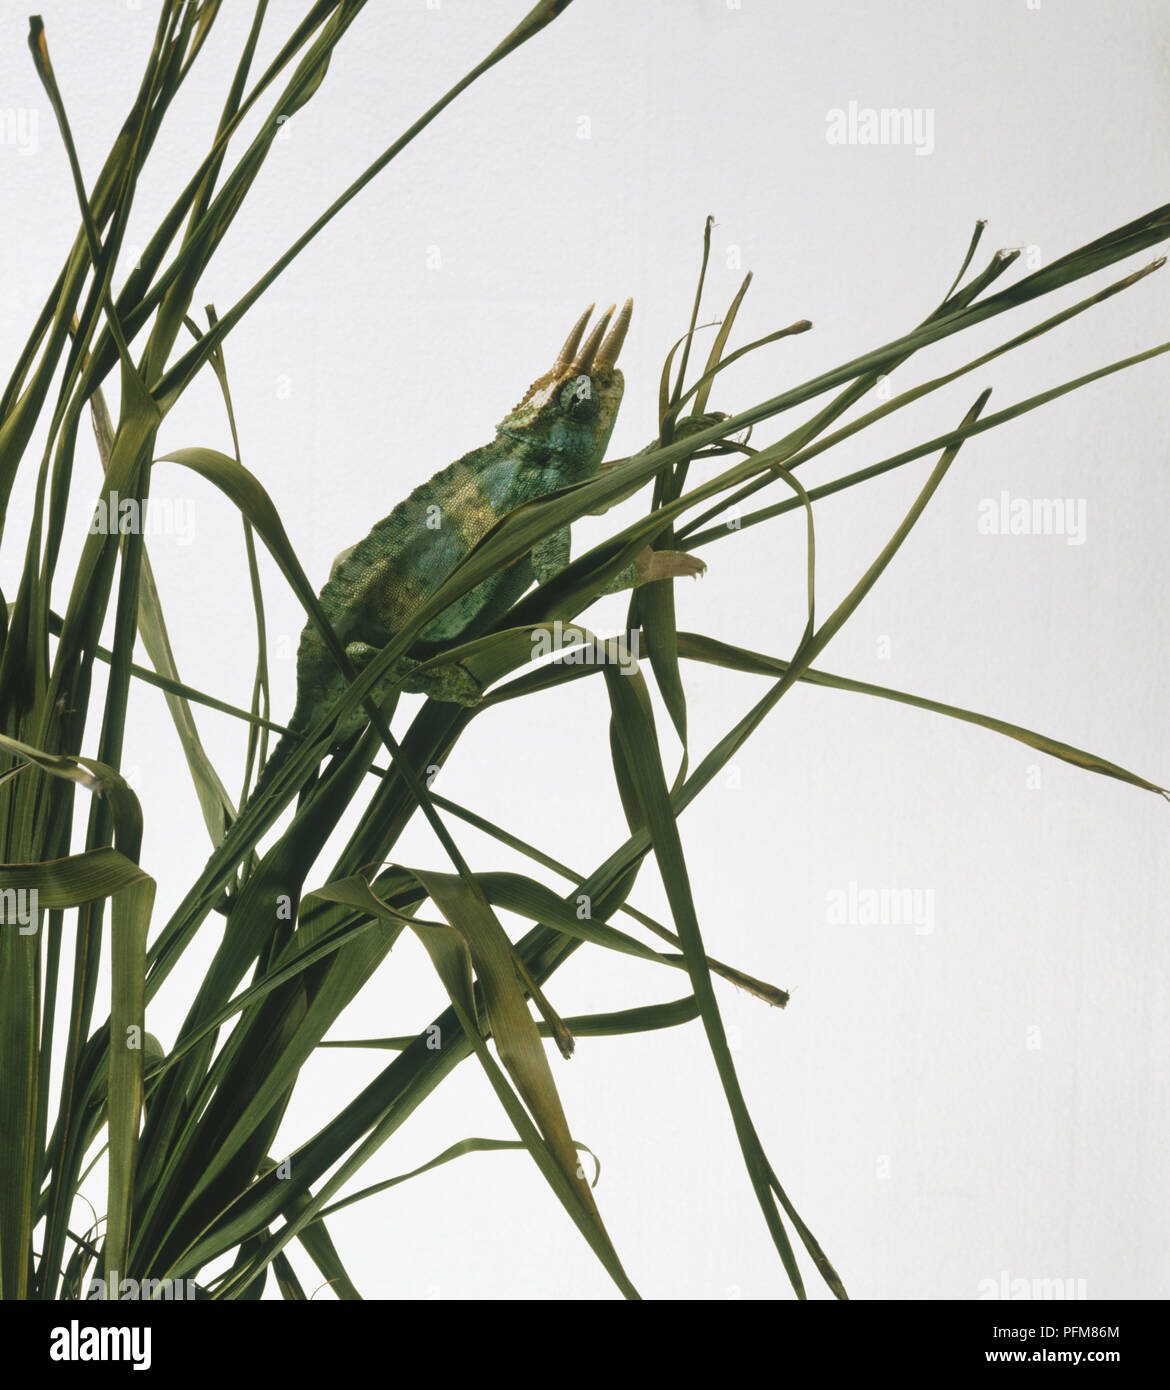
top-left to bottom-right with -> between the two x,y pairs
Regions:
3,0 -> 1168,1300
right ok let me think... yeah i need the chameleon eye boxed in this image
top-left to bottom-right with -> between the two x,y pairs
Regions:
562,375 -> 599,419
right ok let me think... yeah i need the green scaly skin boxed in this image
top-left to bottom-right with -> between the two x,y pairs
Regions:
249,301 -> 704,805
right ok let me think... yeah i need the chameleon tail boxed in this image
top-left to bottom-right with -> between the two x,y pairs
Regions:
214,730 -> 303,916
236,728 -> 300,821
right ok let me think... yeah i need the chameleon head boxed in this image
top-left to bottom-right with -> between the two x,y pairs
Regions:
497,300 -> 632,477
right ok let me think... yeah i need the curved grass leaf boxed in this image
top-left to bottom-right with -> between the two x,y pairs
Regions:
304,871 -> 640,1299
675,633 -> 1167,797
319,995 -> 701,1051
312,1135 -> 603,1226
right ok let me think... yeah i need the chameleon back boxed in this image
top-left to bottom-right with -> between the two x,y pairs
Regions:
286,301 -> 633,744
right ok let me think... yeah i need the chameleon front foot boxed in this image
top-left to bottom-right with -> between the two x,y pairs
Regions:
634,547 -> 707,584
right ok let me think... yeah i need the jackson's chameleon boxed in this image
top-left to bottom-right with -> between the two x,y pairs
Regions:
253,301 -> 704,800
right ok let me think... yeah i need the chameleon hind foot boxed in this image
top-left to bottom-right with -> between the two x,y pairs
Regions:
345,642 -> 483,708
401,658 -> 484,706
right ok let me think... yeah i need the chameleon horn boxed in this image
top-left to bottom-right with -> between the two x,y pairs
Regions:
593,297 -> 632,370
572,304 -> 615,373
554,304 -> 594,369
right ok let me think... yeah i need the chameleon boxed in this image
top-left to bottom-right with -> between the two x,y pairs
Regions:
247,300 -> 705,806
